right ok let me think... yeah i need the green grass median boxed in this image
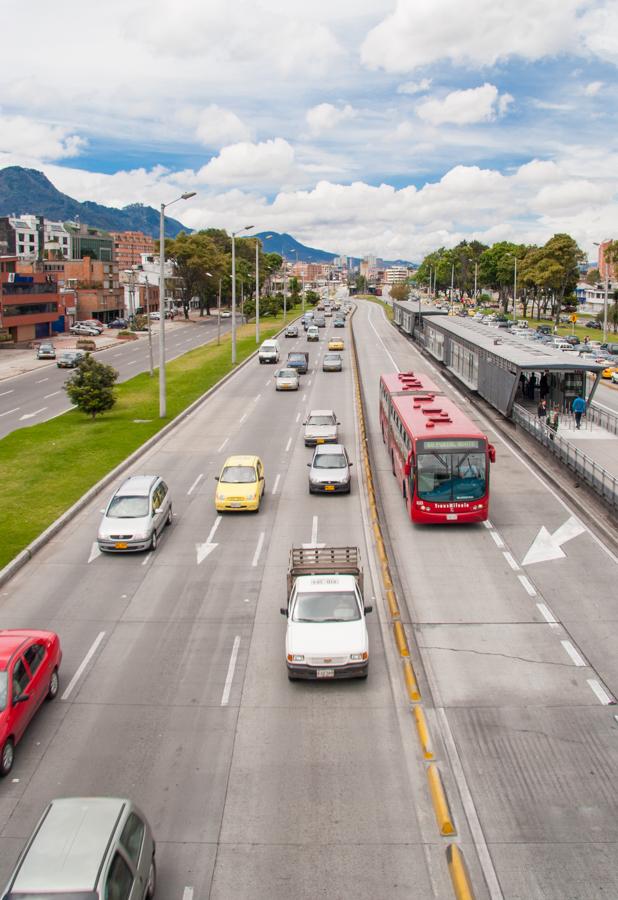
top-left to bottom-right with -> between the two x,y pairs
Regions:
0,316 -> 295,570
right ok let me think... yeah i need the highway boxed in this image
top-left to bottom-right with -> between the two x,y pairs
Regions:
0,296 -> 616,898
0,316 -> 232,439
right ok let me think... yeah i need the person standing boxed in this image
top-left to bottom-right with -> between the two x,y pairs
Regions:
572,395 -> 586,430
539,371 -> 549,400
537,399 -> 547,422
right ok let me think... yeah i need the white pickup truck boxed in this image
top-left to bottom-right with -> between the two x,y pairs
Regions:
280,547 -> 372,680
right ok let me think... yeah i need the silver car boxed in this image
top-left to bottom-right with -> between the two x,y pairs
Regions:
2,796 -> 156,899
274,367 -> 300,391
303,409 -> 339,446
36,342 -> 56,359
322,353 -> 342,372
98,474 -> 172,552
308,444 -> 352,494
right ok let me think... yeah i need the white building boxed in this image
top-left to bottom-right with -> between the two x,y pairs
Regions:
385,266 -> 410,284
9,215 -> 72,259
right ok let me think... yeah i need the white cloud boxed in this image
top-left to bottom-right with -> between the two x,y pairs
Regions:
0,115 -> 87,160
583,81 -> 604,96
579,3 -> 618,65
417,84 -> 512,126
306,104 -> 356,135
194,138 -> 295,187
175,105 -> 252,147
397,79 -> 432,95
530,99 -> 572,111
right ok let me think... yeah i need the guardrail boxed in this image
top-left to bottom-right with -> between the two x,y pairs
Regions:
513,404 -> 618,510
588,400 -> 618,436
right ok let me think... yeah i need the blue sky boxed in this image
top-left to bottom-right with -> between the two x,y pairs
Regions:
1,0 -> 617,261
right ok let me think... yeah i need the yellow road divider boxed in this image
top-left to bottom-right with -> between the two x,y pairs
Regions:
402,658 -> 420,700
446,845 -> 475,900
385,588 -> 400,619
393,620 -> 410,657
413,706 -> 433,758
427,765 -> 456,836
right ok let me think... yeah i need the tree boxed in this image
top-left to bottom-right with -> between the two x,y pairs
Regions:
63,355 -> 118,419
585,268 -> 600,285
389,281 -> 411,302
288,276 -> 301,307
305,290 -> 320,307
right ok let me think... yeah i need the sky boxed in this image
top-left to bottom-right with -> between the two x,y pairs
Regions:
1,0 -> 617,262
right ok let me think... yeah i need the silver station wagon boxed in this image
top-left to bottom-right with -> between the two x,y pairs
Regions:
98,474 -> 172,552
2,796 -> 156,899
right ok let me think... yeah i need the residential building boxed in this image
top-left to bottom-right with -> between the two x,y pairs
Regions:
0,215 -> 72,260
0,256 -> 66,343
384,266 -> 411,284
575,281 -> 615,315
18,255 -> 124,324
111,230 -> 155,270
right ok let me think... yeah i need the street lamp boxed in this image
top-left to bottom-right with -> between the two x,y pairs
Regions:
232,225 -> 254,364
159,190 -> 196,418
449,263 -> 455,314
256,234 -> 273,344
593,240 -> 610,342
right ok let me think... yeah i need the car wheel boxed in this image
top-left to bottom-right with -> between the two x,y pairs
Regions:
0,737 -> 14,777
146,856 -> 156,898
150,531 -> 157,551
166,506 -> 173,527
46,668 -> 59,701
288,673 -> 298,682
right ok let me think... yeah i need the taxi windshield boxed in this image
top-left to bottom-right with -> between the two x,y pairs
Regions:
220,465 -> 257,484
292,591 -> 360,623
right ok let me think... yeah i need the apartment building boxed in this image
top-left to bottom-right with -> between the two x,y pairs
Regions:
111,230 -> 155,270
0,256 -> 66,343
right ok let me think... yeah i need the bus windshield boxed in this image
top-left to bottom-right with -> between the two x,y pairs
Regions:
417,451 -> 486,502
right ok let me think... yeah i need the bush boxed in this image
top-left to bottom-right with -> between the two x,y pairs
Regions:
76,338 -> 96,351
117,330 -> 138,340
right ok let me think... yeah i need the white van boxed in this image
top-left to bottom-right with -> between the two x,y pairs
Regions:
258,339 -> 280,364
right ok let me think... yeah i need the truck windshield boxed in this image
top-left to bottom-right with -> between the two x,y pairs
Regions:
292,591 -> 360,623
417,451 -> 486,502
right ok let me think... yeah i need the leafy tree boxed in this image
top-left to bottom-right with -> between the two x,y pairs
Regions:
304,290 -> 320,307
389,282 -> 411,302
288,276 -> 301,307
585,267 -> 600,285
63,355 -> 118,419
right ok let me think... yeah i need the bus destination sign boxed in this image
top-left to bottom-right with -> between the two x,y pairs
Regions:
418,439 -> 485,452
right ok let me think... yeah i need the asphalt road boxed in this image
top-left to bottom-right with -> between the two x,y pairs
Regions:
0,317 -> 232,440
1,296 -> 616,898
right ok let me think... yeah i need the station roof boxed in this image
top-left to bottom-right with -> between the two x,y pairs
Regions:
424,315 -> 604,372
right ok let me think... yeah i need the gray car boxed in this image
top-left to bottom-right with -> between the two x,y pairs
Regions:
36,342 -> 56,359
322,352 -> 342,372
98,474 -> 172,552
303,409 -> 339,446
2,796 -> 156,898
307,443 -> 352,493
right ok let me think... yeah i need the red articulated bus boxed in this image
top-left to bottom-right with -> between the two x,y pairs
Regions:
379,371 -> 496,523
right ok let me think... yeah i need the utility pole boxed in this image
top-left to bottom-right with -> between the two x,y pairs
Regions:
217,278 -> 222,346
145,276 -> 154,376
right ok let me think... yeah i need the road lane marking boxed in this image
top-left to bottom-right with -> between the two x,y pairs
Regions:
196,516 -> 222,564
265,378 -> 271,386
35,377 -> 49,383
502,551 -> 520,571
587,679 -> 614,704
302,515 -> 325,549
239,412 -> 248,424
88,542 -> 101,564
19,407 -> 47,421
44,390 -> 61,399
536,602 -> 556,623
0,390 -> 14,396
367,307 -> 400,371
302,393 -> 307,401
254,393 -> 261,401
489,530 -> 504,548
217,437 -> 229,453
273,473 -> 281,494
285,437 -> 292,452
561,640 -> 586,667
142,552 -> 153,566
111,353 -> 122,358
295,412 -> 301,422
187,473 -> 204,495
252,531 -> 265,567
127,360 -> 137,366
182,889 -> 194,900
221,636 -> 241,706
61,632 -> 106,700
0,407 -> 20,417
482,520 -> 492,529
522,517 -> 587,566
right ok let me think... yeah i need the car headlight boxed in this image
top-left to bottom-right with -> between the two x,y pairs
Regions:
217,492 -> 226,500
246,493 -> 256,501
350,652 -> 368,661
131,533 -> 148,541
288,654 -> 305,662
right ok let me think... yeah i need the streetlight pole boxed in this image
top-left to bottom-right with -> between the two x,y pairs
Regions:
450,263 -> 455,314
231,224 -> 254,364
513,256 -> 518,317
158,190 -> 196,418
594,240 -> 610,343
144,276 -> 154,376
217,278 -> 222,346
474,261 -> 478,302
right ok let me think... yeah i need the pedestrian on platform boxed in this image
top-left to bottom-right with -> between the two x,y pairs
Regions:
539,371 -> 549,400
572,395 -> 586,430
537,399 -> 547,421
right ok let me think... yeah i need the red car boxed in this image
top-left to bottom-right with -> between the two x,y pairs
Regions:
0,630 -> 62,776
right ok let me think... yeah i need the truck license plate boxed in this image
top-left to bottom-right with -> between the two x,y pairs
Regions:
317,438 -> 324,444
317,669 -> 334,678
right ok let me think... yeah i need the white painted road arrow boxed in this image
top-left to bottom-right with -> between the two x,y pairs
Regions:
196,516 -> 222,564
19,406 -> 47,421
522,516 -> 586,566
88,542 -> 101,564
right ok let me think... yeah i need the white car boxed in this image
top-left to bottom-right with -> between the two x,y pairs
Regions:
282,573 -> 371,680
258,339 -> 280,363
274,367 -> 300,391
69,323 -> 99,336
303,409 -> 339,446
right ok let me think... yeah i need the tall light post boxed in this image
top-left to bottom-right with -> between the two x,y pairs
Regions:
450,263 -> 455,314
513,256 -> 518,317
256,234 -> 273,344
159,190 -> 196,418
232,225 -> 254,364
593,240 -> 610,342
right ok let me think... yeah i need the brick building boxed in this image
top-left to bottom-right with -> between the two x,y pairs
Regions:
111,230 -> 155,270
0,256 -> 66,343
598,239 -> 616,283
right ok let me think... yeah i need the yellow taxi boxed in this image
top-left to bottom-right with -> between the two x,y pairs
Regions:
328,337 -> 344,351
601,365 -> 618,379
215,455 -> 265,512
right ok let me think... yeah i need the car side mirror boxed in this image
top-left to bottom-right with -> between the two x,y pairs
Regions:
349,462 -> 353,466
214,475 -> 220,481
14,692 -> 30,704
489,445 -> 496,463
280,607 -> 288,616
306,462 -> 311,467
364,605 -> 373,615
337,421 -> 341,425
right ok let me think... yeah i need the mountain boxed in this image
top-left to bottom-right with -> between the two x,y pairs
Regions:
255,231 -> 415,267
0,166 -> 187,237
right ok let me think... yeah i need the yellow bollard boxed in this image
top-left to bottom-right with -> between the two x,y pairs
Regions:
427,765 -> 456,836
446,845 -> 475,900
385,588 -> 400,619
402,658 -> 420,699
393,620 -> 410,657
414,706 -> 433,759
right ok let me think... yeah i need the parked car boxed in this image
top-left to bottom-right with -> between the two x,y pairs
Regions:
536,325 -> 552,335
586,320 -> 602,329
36,342 -> 56,359
97,475 -> 172,552
149,311 -> 161,321
304,409 -> 339,446
307,443 -> 352,494
107,318 -> 127,329
564,335 -> 580,345
219,309 -> 232,318
1,796 -> 156,898
0,629 -> 62,776
70,323 -> 99,336
274,367 -> 300,391
307,326 -> 320,342
323,352 -> 343,372
56,350 -> 85,368
215,455 -> 265,512
285,324 -> 299,338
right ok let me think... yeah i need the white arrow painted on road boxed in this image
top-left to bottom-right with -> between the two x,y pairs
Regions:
19,406 -> 47,421
522,516 -> 587,566
88,542 -> 101,564
196,516 -> 222,564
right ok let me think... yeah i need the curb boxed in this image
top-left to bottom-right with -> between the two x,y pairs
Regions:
0,319 -> 296,589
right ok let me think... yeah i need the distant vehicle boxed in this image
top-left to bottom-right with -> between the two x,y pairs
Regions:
612,371 -> 618,384
107,318 -> 127,329
280,546 -> 371,680
149,311 -> 161,321
98,474 -> 172,552
564,335 -> 580,345
258,339 -> 280,363
304,409 -> 339,446
306,326 -> 319,342
287,351 -> 309,374
274,367 -> 300,391
328,337 -> 344,351
601,365 -> 618,379
36,342 -> 56,359
586,320 -> 602,329
219,309 -> 232,318
2,796 -> 156,898
536,325 -> 552,335
215,455 -> 265,512
314,316 -> 326,328
307,443 -> 352,494
0,629 -> 62,776
322,352 -> 342,372
333,317 -> 345,327
285,324 -> 299,338
56,350 -> 85,368
70,323 -> 99,336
